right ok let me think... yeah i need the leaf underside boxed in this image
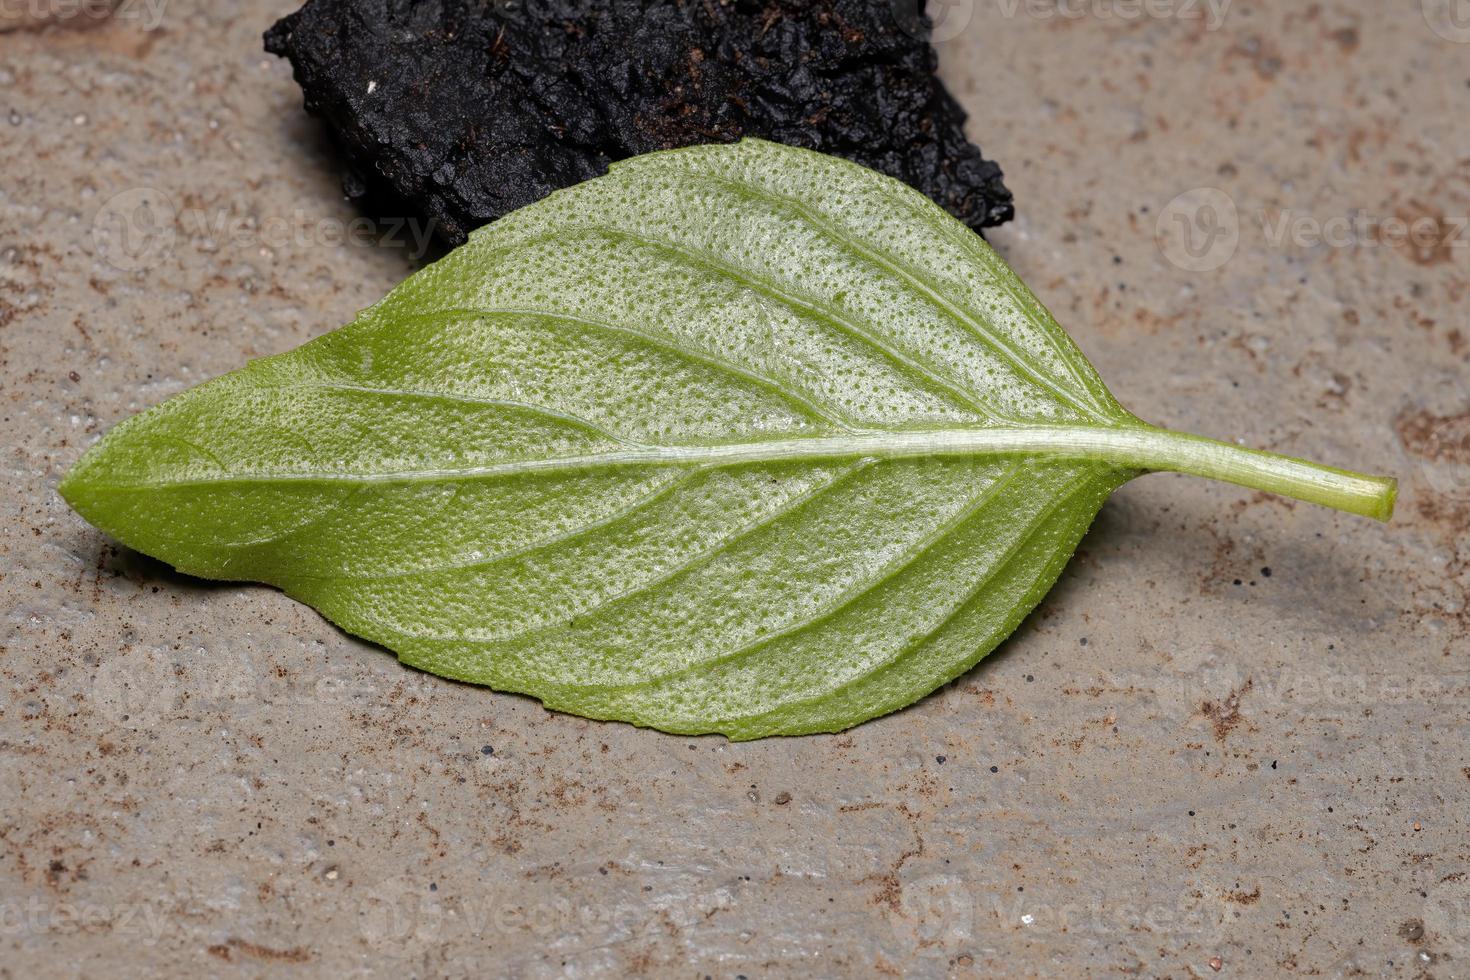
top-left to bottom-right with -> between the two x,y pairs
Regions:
62,139 -> 1145,739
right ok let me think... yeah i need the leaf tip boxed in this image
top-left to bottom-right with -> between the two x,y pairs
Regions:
56,455 -> 89,514
56,440 -> 116,535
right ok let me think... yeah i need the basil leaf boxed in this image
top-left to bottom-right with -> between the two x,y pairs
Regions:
60,139 -> 1395,738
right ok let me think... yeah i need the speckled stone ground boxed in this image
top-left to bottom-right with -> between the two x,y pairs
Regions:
1,1 -> 1468,977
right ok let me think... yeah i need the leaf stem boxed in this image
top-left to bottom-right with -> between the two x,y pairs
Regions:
1096,425 -> 1397,522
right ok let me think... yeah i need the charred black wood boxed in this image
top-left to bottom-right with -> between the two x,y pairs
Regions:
266,0 -> 1014,244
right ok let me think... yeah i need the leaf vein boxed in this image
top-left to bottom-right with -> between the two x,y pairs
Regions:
672,168 -> 1110,422
583,228 -> 1011,423
355,460 -> 872,644
573,459 -> 1034,693
711,471 -> 1102,727
249,382 -> 634,447
362,306 -> 854,429
922,205 -> 1116,415
295,468 -> 703,583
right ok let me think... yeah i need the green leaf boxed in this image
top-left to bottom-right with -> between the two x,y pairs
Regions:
59,139 -> 1396,739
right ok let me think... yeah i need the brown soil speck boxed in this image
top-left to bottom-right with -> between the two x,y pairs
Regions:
1329,27 -> 1359,53
1226,885 -> 1261,905
1396,408 -> 1470,463
1395,407 -> 1470,533
863,806 -> 925,911
208,939 -> 312,963
1390,205 -> 1466,267
1200,678 -> 1252,742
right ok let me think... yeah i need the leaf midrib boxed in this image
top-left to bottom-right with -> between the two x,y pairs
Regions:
76,424 -> 1160,491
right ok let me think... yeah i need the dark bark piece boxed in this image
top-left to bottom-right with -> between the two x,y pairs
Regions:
265,0 -> 1014,245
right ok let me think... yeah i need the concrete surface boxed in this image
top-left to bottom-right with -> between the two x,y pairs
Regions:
2,1 -> 1468,976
